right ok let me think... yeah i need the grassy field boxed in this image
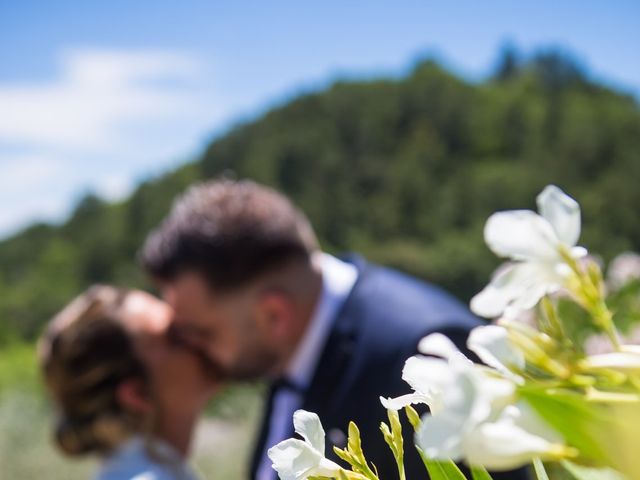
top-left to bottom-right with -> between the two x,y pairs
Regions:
0,343 -> 571,479
0,343 -> 263,480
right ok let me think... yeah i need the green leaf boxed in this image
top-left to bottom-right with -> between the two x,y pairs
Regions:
519,387 -> 610,463
421,455 -> 468,480
561,461 -> 626,480
470,465 -> 493,480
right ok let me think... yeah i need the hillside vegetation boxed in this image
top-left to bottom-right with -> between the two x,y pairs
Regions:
1,50 -> 639,343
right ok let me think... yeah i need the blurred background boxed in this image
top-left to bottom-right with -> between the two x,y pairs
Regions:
1,1 -> 640,478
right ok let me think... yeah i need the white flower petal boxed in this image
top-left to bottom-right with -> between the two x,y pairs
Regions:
504,281 -> 553,317
571,246 -> 588,258
380,393 -> 432,411
471,262 -> 557,318
622,345 -> 640,355
537,185 -> 581,247
417,333 -> 463,360
464,420 -> 558,471
268,439 -> 324,480
508,402 -> 564,444
402,356 -> 456,413
468,325 -> 525,374
314,457 -> 343,478
450,368 -> 497,425
582,352 -> 640,371
474,376 -> 518,414
268,434 -> 342,480
293,410 -> 326,455
484,210 -> 559,261
416,411 -> 466,461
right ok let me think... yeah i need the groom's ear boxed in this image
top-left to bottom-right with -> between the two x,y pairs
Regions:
116,378 -> 153,415
254,291 -> 295,342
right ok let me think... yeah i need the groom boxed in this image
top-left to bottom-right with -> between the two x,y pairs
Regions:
141,179 -> 527,480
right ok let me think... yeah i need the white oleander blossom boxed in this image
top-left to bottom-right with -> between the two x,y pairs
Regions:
471,185 -> 587,319
467,325 -> 525,382
268,410 -> 342,480
381,328 -> 523,411
380,333 -> 469,413
458,403 -> 567,471
382,329 -> 566,470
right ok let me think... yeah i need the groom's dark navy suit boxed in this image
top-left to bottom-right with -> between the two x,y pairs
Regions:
250,256 -> 529,480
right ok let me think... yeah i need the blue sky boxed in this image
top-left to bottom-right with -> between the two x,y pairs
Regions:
1,1 -> 639,239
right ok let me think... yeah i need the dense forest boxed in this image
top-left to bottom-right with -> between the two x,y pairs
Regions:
1,49 -> 639,343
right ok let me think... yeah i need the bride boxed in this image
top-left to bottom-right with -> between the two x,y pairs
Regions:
39,285 -> 218,479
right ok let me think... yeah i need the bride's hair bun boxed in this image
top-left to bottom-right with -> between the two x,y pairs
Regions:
55,413 -> 133,456
55,416 -> 100,456
39,285 -> 149,456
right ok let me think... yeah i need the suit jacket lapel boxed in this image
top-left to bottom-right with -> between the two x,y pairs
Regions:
250,255 -> 369,479
301,255 -> 369,419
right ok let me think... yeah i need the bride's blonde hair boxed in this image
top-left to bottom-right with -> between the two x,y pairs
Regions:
39,285 -> 151,456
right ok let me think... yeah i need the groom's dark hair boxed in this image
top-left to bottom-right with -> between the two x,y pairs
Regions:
140,179 -> 319,291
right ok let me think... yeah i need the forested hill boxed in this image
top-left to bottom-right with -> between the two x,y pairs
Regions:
1,51 -> 639,342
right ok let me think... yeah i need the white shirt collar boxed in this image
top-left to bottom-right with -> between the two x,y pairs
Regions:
284,253 -> 358,390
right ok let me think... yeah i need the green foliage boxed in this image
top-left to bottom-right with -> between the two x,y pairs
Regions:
561,461 -> 625,480
0,343 -> 40,393
470,465 -> 493,480
518,388 -> 610,465
420,457 -> 468,480
533,458 -> 550,480
2,51 -> 640,343
380,409 -> 405,480
607,279 -> 640,334
334,422 -> 378,480
562,460 -> 625,480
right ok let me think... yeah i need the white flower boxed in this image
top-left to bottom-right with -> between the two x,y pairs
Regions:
383,331 -> 564,470
581,351 -> 640,371
412,356 -> 564,471
410,333 -> 522,466
461,404 -> 566,470
414,360 -> 517,461
381,335 -> 464,412
471,185 -> 587,318
268,410 -> 342,480
381,334 -> 472,412
382,329 -> 523,411
468,325 -> 525,381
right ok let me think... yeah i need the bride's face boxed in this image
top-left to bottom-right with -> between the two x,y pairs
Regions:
120,292 -> 217,428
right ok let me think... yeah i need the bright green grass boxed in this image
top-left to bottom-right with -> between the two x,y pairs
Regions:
0,342 -> 41,393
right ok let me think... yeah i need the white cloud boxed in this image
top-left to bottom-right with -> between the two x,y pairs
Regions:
0,48 -> 231,239
96,173 -> 134,201
0,154 -> 64,195
0,153 -> 70,235
0,49 -> 205,150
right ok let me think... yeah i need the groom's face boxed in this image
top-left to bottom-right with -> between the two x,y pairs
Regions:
160,271 -> 280,381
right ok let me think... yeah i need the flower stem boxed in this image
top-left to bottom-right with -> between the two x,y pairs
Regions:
559,246 -> 622,351
532,458 -> 550,480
